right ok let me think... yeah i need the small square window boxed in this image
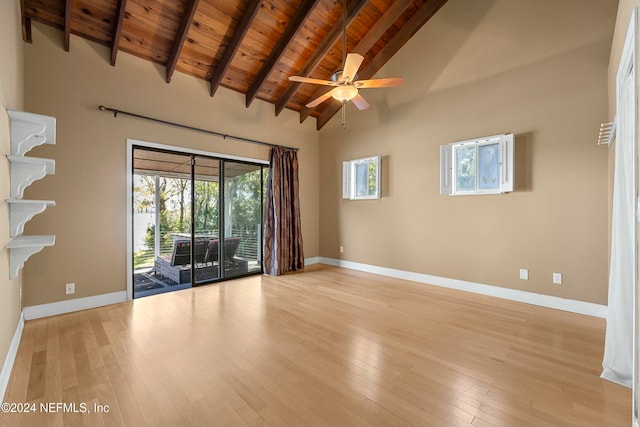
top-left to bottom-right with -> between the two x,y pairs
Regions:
440,134 -> 514,195
343,156 -> 381,200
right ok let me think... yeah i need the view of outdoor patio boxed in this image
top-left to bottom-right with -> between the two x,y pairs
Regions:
132,147 -> 266,298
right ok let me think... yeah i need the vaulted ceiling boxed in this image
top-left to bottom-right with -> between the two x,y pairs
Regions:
20,0 -> 448,129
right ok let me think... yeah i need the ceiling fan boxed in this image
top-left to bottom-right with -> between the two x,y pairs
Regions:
288,0 -> 404,127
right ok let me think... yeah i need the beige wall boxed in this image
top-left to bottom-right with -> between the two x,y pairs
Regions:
319,0 -> 617,305
0,1 -> 24,375
22,24 -> 319,306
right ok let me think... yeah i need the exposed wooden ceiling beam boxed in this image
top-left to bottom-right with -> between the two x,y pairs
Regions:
64,0 -> 72,51
274,0 -> 368,116
166,0 -> 200,83
110,0 -> 127,66
245,0 -> 321,108
316,0 -> 449,130
209,0 -> 262,97
20,0 -> 32,43
299,0 -> 414,123
24,17 -> 32,43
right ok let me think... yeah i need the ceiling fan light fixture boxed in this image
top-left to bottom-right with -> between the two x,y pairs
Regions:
331,85 -> 358,102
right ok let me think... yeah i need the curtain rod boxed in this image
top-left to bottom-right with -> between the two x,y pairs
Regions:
97,105 -> 299,151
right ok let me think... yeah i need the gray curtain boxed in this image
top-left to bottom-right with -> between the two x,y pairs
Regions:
263,147 -> 304,275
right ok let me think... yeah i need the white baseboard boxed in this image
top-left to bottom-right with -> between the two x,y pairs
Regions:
0,312 -> 24,403
23,291 -> 127,321
305,256 -> 321,265
319,257 -> 607,318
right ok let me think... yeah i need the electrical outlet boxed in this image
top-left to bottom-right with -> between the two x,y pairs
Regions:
552,273 -> 562,285
340,246 -> 344,253
65,283 -> 75,295
519,269 -> 529,280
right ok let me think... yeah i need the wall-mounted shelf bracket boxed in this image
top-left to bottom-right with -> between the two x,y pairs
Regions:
7,110 -> 56,156
6,235 -> 55,279
7,155 -> 55,199
6,199 -> 55,237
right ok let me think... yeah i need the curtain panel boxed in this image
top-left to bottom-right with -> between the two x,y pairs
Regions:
263,147 -> 304,275
602,9 -> 637,388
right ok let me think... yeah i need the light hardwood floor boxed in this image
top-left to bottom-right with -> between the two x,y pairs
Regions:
0,265 -> 631,426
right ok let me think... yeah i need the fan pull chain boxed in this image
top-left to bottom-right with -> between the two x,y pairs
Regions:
341,101 -> 347,129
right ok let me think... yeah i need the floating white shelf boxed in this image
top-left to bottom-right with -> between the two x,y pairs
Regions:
4,109 -> 57,279
6,235 -> 55,279
7,110 -> 56,156
6,155 -> 55,199
6,199 -> 56,237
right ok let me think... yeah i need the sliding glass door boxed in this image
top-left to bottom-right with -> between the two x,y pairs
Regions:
132,146 -> 266,298
223,161 -> 264,278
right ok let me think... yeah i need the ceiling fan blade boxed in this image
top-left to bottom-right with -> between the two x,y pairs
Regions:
342,53 -> 364,82
288,76 -> 337,86
355,76 -> 404,88
351,93 -> 370,111
305,90 -> 335,108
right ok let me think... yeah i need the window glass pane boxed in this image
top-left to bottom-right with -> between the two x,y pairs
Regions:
368,162 -> 377,196
355,163 -> 368,197
456,146 -> 476,191
224,162 -> 262,278
194,156 -> 219,285
478,143 -> 500,190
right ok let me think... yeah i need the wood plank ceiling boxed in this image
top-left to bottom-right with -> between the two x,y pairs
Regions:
20,0 -> 448,130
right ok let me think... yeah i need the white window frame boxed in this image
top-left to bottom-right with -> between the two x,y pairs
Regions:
342,155 -> 381,200
440,133 -> 514,196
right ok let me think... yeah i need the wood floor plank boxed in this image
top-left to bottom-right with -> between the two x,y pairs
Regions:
25,350 -> 46,402
0,264 -> 631,426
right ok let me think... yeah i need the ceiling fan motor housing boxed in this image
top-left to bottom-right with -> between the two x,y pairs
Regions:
331,70 -> 357,83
